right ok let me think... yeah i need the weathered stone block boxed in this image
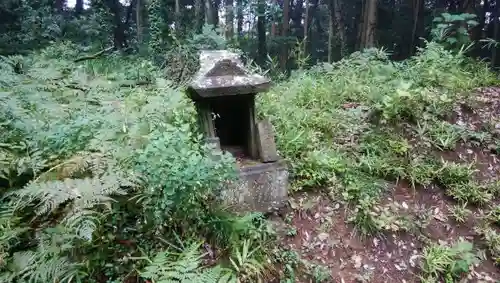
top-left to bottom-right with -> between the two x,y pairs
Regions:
256,119 -> 279,163
205,137 -> 221,150
221,160 -> 289,213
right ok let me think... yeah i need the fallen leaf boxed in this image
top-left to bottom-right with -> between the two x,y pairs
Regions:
317,232 -> 329,241
352,254 -> 362,269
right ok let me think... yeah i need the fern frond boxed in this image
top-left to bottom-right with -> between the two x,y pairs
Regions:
61,209 -> 101,241
140,242 -> 237,283
13,173 -> 126,215
10,251 -> 37,276
12,252 -> 81,283
27,62 -> 63,81
0,205 -> 29,251
36,151 -> 110,182
199,266 -> 238,283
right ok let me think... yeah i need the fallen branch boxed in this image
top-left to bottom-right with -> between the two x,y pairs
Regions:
119,80 -> 151,87
65,84 -> 88,92
74,46 -> 115,63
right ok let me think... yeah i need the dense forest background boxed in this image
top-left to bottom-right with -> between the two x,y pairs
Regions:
2,0 -> 500,71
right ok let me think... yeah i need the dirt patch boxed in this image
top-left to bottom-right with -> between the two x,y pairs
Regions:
271,182 -> 499,282
271,192 -> 421,283
454,87 -> 500,133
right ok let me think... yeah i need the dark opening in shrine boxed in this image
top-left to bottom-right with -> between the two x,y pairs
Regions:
208,96 -> 251,157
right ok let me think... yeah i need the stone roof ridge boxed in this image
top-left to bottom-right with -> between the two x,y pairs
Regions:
188,49 -> 271,96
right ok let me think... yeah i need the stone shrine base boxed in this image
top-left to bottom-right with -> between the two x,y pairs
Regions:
221,159 -> 289,213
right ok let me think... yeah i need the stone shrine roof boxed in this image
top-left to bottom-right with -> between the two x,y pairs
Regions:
188,50 -> 271,98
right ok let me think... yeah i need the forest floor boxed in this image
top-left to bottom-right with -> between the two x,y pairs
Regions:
268,87 -> 500,283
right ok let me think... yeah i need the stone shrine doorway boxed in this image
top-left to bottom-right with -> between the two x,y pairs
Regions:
208,95 -> 251,159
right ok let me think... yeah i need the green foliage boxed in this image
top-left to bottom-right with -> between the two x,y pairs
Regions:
259,42 -> 498,237
228,239 -> 268,282
0,43 -> 267,282
420,239 -> 480,282
0,1 -> 112,54
162,24 -> 227,84
135,129 -> 237,226
148,0 -> 167,55
140,241 -> 236,283
475,225 -> 500,265
431,13 -> 478,51
4,226 -> 87,283
436,160 -> 493,205
259,42 -> 494,192
449,203 -> 471,223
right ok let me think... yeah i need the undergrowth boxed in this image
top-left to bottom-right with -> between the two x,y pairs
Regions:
259,42 -> 500,280
0,43 -> 272,283
1,40 -> 500,282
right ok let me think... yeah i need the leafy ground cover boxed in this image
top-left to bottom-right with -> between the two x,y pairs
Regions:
260,43 -> 500,282
0,41 -> 500,283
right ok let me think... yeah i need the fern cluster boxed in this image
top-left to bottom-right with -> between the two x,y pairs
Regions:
0,43 -> 263,283
141,242 -> 237,283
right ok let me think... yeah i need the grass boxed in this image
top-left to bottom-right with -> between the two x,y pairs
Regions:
258,42 -> 500,281
420,239 -> 481,282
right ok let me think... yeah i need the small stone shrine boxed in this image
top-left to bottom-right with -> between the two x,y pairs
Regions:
187,50 -> 288,212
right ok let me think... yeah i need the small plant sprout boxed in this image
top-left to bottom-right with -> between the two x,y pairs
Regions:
449,203 -> 471,223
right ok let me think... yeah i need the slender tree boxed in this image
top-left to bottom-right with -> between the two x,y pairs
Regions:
106,0 -> 128,48
492,0 -> 500,65
359,0 -> 377,49
137,0 -> 143,44
280,0 -> 290,71
205,0 -> 214,26
257,0 -> 267,65
411,0 -> 423,54
225,0 -> 234,39
304,0 -> 310,54
327,0 -> 346,62
271,0 -> 278,36
75,0 -> 84,16
237,0 -> 244,38
195,0 -> 204,32
175,0 -> 182,31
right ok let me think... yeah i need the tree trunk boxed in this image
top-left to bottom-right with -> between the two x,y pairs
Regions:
271,0 -> 277,36
225,0 -> 234,39
137,0 -> 143,43
212,0 -> 220,27
195,0 -> 204,32
304,0 -> 310,55
434,0 -> 447,14
357,0 -> 367,50
363,0 -> 377,48
327,0 -> 347,61
492,1 -> 500,66
205,0 -> 214,26
175,0 -> 182,31
237,0 -> 244,38
291,0 -> 305,38
410,0 -> 422,55
280,0 -> 290,71
75,0 -> 84,16
308,0 -> 319,61
257,0 -> 267,65
461,0 -> 474,13
125,0 -> 136,26
107,0 -> 127,48
54,0 -> 64,12
327,0 -> 335,63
